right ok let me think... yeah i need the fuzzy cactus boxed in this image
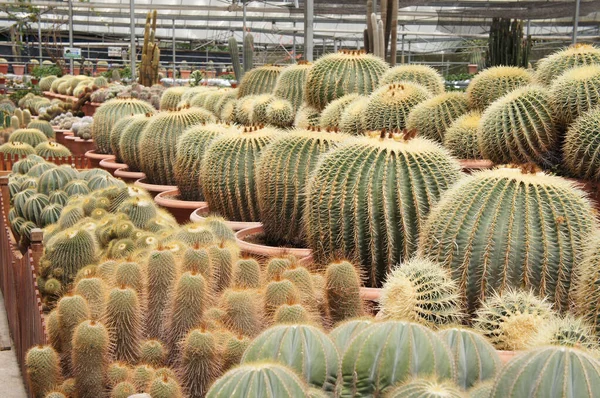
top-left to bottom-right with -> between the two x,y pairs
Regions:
222,334 -> 250,371
339,96 -> 369,136
201,126 -> 280,222
114,261 -> 145,295
379,258 -> 463,327
274,62 -> 312,112
140,340 -> 166,367
206,363 -> 309,398
419,166 -> 595,313
179,329 -> 220,398
406,92 -> 469,143
306,134 -> 461,286
237,65 -> 282,98
490,346 -> 600,398
466,66 -> 533,110
443,111 -> 483,159
438,327 -> 502,389
111,381 -> 136,398
27,120 -> 55,138
146,248 -> 178,339
148,375 -> 183,398
139,107 -> 216,185
160,86 -> 187,111
92,98 -> 156,154
550,64 -> 600,127
74,277 -> 107,321
304,50 -> 388,111
132,364 -> 156,392
219,288 -> 264,337
72,320 -> 109,398
40,75 -> 58,92
242,324 -> 339,391
340,321 -> 455,397
535,44 -> 600,86
324,261 -> 364,324
380,64 -> 445,95
266,98 -> 295,128
364,83 -> 432,131
329,319 -> 373,356
104,287 -> 142,363
529,314 -> 597,350
319,94 -> 361,130
233,95 -> 258,125
274,304 -> 312,324
26,345 -> 62,398
386,380 -> 464,398
35,142 -> 72,159
233,258 -> 261,289
107,362 -> 130,387
209,242 -> 239,292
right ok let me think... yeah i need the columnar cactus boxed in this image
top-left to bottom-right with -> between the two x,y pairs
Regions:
104,287 -> 142,363
74,277 -> 107,321
550,65 -> 600,127
72,320 -> 109,398
274,62 -> 312,112
479,86 -> 558,165
340,321 -> 455,397
319,94 -> 361,130
256,129 -> 344,246
443,111 -> 483,159
179,329 -> 220,398
386,380 -> 464,398
118,113 -> 152,172
339,96 -> 368,136
92,98 -> 156,154
233,258 -> 261,289
145,248 -> 178,339
490,347 -> 600,398
201,126 -> 280,222
306,133 -> 461,286
9,128 -> 48,147
160,86 -> 187,111
418,166 -> 595,313
535,44 -> 600,86
406,92 -> 469,143
324,261 -> 364,324
466,66 -> 533,110
381,64 -> 445,95
222,334 -> 249,371
304,50 -> 388,111
237,65 -> 282,98
139,107 -> 216,185
242,324 -> 339,391
26,345 -> 62,398
437,327 -> 502,389
364,83 -> 431,131
228,36 -> 242,81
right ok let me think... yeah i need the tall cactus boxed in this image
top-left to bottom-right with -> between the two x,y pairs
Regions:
243,33 -> 254,72
228,36 -> 242,81
141,10 -> 160,87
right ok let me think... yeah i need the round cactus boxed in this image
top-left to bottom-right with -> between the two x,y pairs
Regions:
340,321 -> 455,397
118,113 -> 152,171
266,98 -> 295,128
339,96 -> 368,136
43,228 -> 98,286
23,193 -> 50,225
295,104 -> 321,129
12,154 -> 44,174
160,86 -> 187,111
0,141 -> 36,157
274,61 -> 312,112
242,324 -> 339,391
148,375 -> 183,398
379,258 -> 463,327
304,50 -> 388,111
306,134 -> 461,287
364,82 -> 432,131
72,320 -> 109,398
233,258 -> 261,289
233,95 -> 258,125
274,304 -> 312,324
104,287 -> 142,364
479,85 -> 558,165
406,92 -> 469,143
139,107 -> 216,185
39,75 -> 57,92
25,345 -> 61,398
219,288 -> 264,337
27,120 -> 55,138
466,66 -> 533,110
473,289 -> 554,351
529,314 -> 598,350
9,128 -> 48,147
64,180 -> 90,197
490,346 -> 600,398
256,129 -> 344,246
551,64 -> 600,127
419,166 -> 595,313
179,329 -> 220,398
35,142 -> 72,159
140,340 -> 166,367
107,362 -> 131,388
91,98 -> 156,154
329,319 -> 373,356
237,65 -> 282,98
111,381 -> 135,398
201,126 -> 280,222
206,363 -> 309,398
250,94 -> 275,124
174,123 -> 235,201
536,44 -> 600,86
381,64 -> 445,95
39,203 -> 63,227
319,94 -> 361,130
386,379 -> 464,398
563,107 -> 600,181
37,166 -> 77,195
443,111 -> 483,159
108,115 -> 136,163
438,327 -> 502,389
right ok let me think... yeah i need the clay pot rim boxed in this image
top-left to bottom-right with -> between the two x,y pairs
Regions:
115,167 -> 145,180
155,189 -> 206,210
53,129 -> 72,133
235,225 -> 312,258
99,157 -> 127,170
134,177 -> 177,193
73,137 -> 93,143
459,159 -> 494,170
190,203 -> 262,231
85,150 -> 115,161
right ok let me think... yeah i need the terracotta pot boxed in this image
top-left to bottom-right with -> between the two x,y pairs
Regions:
235,225 -> 312,259
82,103 -> 96,116
459,159 -> 494,173
85,150 -> 114,169
31,78 -> 39,85
360,287 -> 382,301
66,136 -> 94,157
230,82 -> 237,88
189,203 -> 261,231
114,167 -> 146,184
96,66 -> 108,74
0,64 -> 8,74
154,189 -> 206,224
12,64 -> 25,75
467,64 -> 478,74
54,129 -> 73,146
167,70 -> 174,78
73,67 -> 80,76
180,69 -> 191,79
99,157 -> 127,177
134,178 -> 177,198
568,178 -> 600,210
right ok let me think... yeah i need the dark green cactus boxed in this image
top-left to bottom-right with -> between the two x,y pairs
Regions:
228,36 -> 242,81
118,113 -> 153,172
243,33 -> 254,73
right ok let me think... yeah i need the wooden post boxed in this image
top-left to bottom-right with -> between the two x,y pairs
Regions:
0,177 -> 9,222
30,229 -> 44,274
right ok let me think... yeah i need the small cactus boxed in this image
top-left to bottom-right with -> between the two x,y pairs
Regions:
535,44 -> 600,86
237,65 -> 282,98
219,288 -> 264,337
139,339 -> 166,367
265,98 -> 295,128
386,379 -> 464,398
319,94 -> 361,130
179,329 -> 221,398
273,62 -> 312,112
325,261 -> 364,324
148,375 -> 183,398
443,111 -> 483,159
406,92 -> 469,143
232,258 -> 261,289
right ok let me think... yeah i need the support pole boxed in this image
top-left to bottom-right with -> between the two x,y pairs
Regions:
292,22 -> 296,63
242,0 -> 247,69
573,0 -> 581,44
304,0 -> 314,61
401,27 -> 405,64
408,40 -> 411,63
334,38 -> 338,53
172,19 -> 176,86
129,0 -> 136,81
37,20 -> 42,64
68,0 -> 74,74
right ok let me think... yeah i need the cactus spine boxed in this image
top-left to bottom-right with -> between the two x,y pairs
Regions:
72,320 -> 109,398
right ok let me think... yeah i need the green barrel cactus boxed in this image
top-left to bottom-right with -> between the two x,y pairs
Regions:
319,94 -> 360,130
466,66 -> 533,110
64,180 -> 90,197
39,203 -> 63,227
406,92 -> 469,143
571,231 -> 600,336
139,107 -> 216,185
108,115 -> 136,163
233,95 -> 258,125
25,345 -> 62,398
364,83 -> 431,131
563,107 -> 600,181
43,228 -> 98,286
306,134 -> 461,287
12,154 -> 44,174
304,50 -> 388,111
105,287 -> 142,364
438,327 -> 501,389
180,329 -> 220,398
490,346 -> 600,398
206,363 -> 309,398
0,142 -> 36,157
339,96 -> 368,136
242,324 -> 338,391
39,75 -> 57,92
443,111 -> 483,159
237,65 -> 282,98
469,382 -> 493,398
379,258 -> 463,328
386,380 -> 464,398
250,94 -> 275,124
473,289 -> 554,351
529,314 -> 597,350
72,320 -> 109,398
274,61 -> 312,112
190,89 -> 217,108
329,319 -> 373,356
340,321 -> 455,397
295,104 -> 321,129
479,85 -> 558,165
256,129 -> 345,246
23,193 -> 50,225
266,98 -> 295,128
160,86 -> 187,111
37,166 -> 77,195
118,113 -> 153,171
419,166 -> 595,313
9,128 -> 48,147
91,98 -> 156,154
174,123 -> 236,201
380,64 -> 445,95
550,64 -> 600,127
28,120 -> 55,138
201,126 -> 280,222
536,43 -> 600,86
35,142 -> 72,159
324,261 -> 365,324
